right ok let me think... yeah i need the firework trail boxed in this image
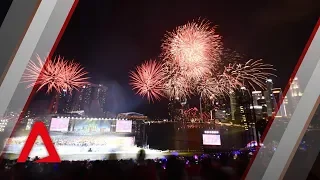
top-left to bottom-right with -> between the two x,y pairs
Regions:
163,73 -> 191,100
184,107 -> 210,121
129,60 -> 165,102
197,75 -> 233,100
195,59 -> 276,100
21,55 -> 89,94
161,61 -> 192,100
224,59 -> 277,90
184,107 -> 199,120
197,76 -> 219,99
219,70 -> 243,91
162,18 -> 223,80
59,60 -> 89,93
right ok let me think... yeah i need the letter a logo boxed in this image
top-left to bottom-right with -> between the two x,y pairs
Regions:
17,122 -> 60,163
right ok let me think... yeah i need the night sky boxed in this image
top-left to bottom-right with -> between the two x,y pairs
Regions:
1,0 -> 320,118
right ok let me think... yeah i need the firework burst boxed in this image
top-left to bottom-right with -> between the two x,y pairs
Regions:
162,18 -> 223,80
129,60 -> 165,102
224,59 -> 277,90
21,54 -> 89,94
161,61 -> 192,99
130,19 -> 277,104
59,60 -> 89,92
163,73 -> 191,100
194,59 -> 276,101
197,75 -> 231,100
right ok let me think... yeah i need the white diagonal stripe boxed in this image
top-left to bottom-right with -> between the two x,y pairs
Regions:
0,0 -> 76,155
262,57 -> 320,180
0,0 -> 58,117
245,22 -> 320,180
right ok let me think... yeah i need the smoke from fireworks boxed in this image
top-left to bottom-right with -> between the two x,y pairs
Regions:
129,60 -> 165,102
21,55 -> 89,94
162,19 -> 223,80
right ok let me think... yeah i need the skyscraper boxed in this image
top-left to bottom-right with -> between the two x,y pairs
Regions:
252,91 -> 263,106
230,92 -> 239,121
287,77 -> 303,117
272,88 -> 288,117
229,90 -> 250,124
264,79 -> 274,117
168,99 -> 182,121
57,90 -> 73,114
71,83 -> 108,117
283,95 -> 290,116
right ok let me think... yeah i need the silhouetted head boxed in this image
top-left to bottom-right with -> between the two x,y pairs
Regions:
166,155 -> 184,180
108,153 -> 118,161
166,155 -> 181,170
137,149 -> 146,162
201,157 -> 212,168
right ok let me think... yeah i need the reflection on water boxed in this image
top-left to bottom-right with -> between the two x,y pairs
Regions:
146,122 -> 247,151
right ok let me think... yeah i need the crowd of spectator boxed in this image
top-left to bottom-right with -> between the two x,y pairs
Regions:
0,149 -> 251,180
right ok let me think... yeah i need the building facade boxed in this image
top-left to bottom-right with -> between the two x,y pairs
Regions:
71,83 -> 108,117
287,77 -> 303,117
264,79 -> 275,116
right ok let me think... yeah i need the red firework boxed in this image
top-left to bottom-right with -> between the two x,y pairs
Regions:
129,60 -> 165,102
21,54 -> 89,94
163,72 -> 192,100
162,18 -> 223,80
130,19 -> 277,102
60,60 -> 90,92
184,107 -> 199,119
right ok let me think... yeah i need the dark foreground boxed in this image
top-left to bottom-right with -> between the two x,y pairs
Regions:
0,151 -> 251,180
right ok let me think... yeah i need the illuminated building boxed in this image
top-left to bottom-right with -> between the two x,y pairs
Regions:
283,96 -> 290,116
57,89 -> 73,113
230,92 -> 239,122
252,91 -> 263,106
287,77 -> 303,117
168,99 -> 182,121
238,88 -> 259,143
229,89 -> 251,125
27,100 -> 51,115
116,112 -> 148,146
215,109 -> 227,121
249,90 -> 268,119
264,79 -> 274,116
213,100 -> 228,122
272,88 -> 288,117
239,90 -> 251,129
25,118 -> 34,130
250,86 -> 287,118
71,83 -> 108,117
0,119 -> 8,132
210,99 -> 228,122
